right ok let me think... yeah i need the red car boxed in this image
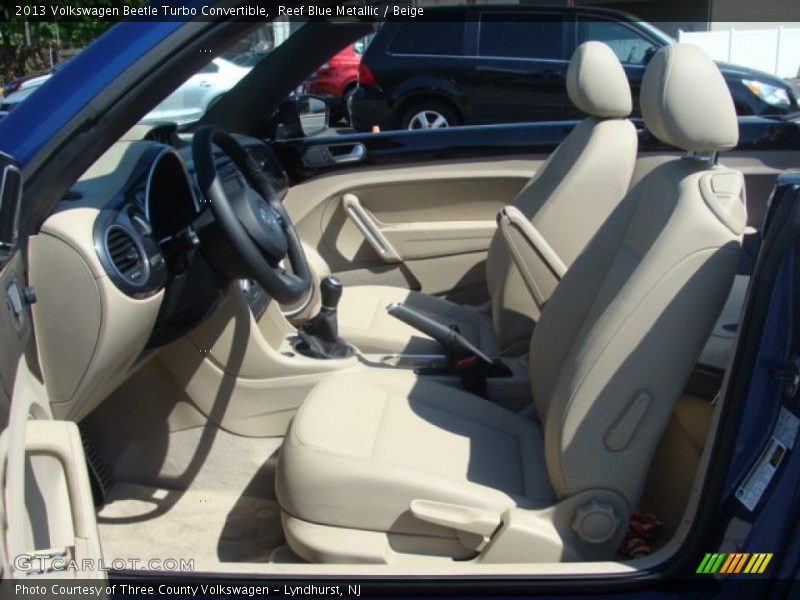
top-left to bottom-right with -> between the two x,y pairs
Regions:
303,39 -> 367,123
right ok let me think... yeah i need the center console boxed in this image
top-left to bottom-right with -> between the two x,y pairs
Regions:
163,275 -> 531,437
239,275 -> 530,409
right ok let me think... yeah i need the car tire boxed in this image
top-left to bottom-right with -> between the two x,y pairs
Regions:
401,100 -> 459,130
339,85 -> 357,125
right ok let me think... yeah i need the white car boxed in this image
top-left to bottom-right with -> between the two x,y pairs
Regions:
1,58 -> 250,125
142,57 -> 250,125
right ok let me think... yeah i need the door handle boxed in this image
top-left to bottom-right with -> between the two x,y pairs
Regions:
342,193 -> 400,262
330,143 -> 365,164
303,143 -> 366,168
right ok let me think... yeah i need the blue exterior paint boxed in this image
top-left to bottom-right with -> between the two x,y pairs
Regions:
0,0 -> 205,166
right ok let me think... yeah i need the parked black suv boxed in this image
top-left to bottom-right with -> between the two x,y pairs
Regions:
350,6 -> 799,131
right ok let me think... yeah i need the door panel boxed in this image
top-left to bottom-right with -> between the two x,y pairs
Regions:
344,177 -> 519,259
283,157 -> 544,309
276,117 -> 797,182
277,117 -> 798,315
0,157 -> 105,580
1,258 -> 105,580
4,420 -> 105,579
274,120 -> 576,181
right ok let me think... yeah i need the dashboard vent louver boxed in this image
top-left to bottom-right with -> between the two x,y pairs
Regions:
105,226 -> 147,285
145,126 -> 176,146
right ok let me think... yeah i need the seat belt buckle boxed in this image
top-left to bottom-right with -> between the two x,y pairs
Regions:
455,355 -> 479,368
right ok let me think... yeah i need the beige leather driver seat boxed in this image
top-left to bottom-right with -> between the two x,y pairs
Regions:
277,44 -> 745,565
337,41 -> 638,356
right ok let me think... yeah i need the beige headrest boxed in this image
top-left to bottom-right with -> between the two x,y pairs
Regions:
566,41 -> 632,119
641,43 -> 738,152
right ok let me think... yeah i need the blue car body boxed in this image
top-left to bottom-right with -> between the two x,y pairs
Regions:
0,1 -> 197,167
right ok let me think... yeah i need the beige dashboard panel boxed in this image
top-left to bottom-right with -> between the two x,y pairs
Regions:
28,231 -> 163,422
27,141 -> 167,422
28,233 -> 102,407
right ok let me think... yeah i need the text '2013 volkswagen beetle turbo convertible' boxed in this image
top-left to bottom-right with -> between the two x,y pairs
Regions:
1,1 -> 800,595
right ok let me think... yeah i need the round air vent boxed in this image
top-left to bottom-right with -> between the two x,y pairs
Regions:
104,225 -> 148,286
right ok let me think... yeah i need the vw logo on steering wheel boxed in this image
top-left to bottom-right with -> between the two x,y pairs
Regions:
259,205 -> 279,232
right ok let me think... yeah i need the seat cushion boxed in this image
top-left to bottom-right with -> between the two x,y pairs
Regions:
337,285 -> 498,355
276,371 -> 553,536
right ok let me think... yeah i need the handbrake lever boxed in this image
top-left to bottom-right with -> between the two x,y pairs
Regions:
386,302 -> 493,369
385,302 -> 508,395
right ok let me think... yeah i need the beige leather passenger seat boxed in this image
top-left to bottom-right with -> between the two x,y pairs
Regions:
337,41 -> 638,355
276,44 -> 745,565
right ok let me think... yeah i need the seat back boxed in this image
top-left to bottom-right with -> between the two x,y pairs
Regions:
486,42 -> 637,352
529,44 -> 744,511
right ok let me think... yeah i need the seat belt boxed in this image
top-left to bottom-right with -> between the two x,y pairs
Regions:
497,205 -> 567,308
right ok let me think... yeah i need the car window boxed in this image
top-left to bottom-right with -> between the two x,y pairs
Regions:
388,22 -> 464,56
478,14 -> 564,60
577,19 -> 657,66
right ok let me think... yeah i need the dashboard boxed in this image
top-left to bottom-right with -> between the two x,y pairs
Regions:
91,125 -> 287,340
30,123 -> 289,420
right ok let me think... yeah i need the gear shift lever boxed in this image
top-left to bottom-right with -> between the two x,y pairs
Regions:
296,276 -> 353,358
320,275 -> 343,313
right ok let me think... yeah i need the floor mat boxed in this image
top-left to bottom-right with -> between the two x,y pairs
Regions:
98,482 -> 283,569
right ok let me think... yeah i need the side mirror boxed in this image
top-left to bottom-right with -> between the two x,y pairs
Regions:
276,94 -> 329,139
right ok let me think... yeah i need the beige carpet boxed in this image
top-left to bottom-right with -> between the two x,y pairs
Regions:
98,482 -> 285,570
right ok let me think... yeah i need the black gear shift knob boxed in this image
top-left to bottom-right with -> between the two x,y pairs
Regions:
320,275 -> 343,310
297,275 -> 351,359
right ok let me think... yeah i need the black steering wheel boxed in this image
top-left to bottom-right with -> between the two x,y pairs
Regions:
192,126 -> 311,304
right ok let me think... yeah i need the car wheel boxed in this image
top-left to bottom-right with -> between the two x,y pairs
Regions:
401,100 -> 458,130
339,86 -> 357,125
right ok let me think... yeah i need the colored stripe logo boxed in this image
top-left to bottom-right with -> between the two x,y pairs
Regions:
697,553 -> 773,574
